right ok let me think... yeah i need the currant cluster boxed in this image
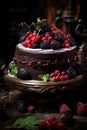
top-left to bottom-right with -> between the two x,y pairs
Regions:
20,18 -> 76,49
22,32 -> 41,48
50,70 -> 69,82
38,115 -> 66,130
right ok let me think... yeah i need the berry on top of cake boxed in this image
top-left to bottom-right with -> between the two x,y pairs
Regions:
19,18 -> 76,49
8,18 -> 83,81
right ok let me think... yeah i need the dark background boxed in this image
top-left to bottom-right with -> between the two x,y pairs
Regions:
0,0 -> 87,64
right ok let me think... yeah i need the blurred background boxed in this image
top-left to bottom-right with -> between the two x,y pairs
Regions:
0,0 -> 87,64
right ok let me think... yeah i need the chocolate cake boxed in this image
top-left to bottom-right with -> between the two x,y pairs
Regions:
9,18 -> 82,81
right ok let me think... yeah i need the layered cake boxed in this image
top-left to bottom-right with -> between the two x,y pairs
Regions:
12,18 -> 82,81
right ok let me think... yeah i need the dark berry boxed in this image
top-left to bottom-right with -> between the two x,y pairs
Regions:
54,33 -> 64,41
66,67 -> 77,78
61,113 -> 75,126
68,38 -> 76,46
38,20 -> 51,35
32,41 -> 40,48
40,40 -> 51,49
17,68 -> 32,80
51,40 -> 61,50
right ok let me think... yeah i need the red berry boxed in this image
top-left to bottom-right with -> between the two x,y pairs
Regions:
31,36 -> 37,43
28,33 -> 33,39
52,77 -> 57,82
46,116 -> 57,129
48,115 -> 56,122
54,70 -> 60,76
61,71 -> 66,76
45,33 -> 50,38
35,35 -> 40,40
42,36 -> 47,41
59,75 -> 65,81
65,43 -> 70,48
50,72 -> 55,77
76,102 -> 87,116
64,40 -> 68,44
64,74 -> 69,80
66,34 -> 72,39
56,122 -> 66,130
56,75 -> 60,81
27,105 -> 35,113
59,104 -> 72,114
38,121 -> 47,130
47,36 -> 53,41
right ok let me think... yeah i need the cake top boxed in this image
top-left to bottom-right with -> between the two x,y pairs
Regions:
18,18 -> 77,50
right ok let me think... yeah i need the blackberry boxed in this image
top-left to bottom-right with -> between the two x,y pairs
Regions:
40,40 -> 51,49
51,40 -> 61,50
32,41 -> 40,48
68,38 -> 76,46
54,33 -> 64,41
38,21 -> 51,35
66,67 -> 77,78
17,68 -> 32,80
61,113 -> 75,126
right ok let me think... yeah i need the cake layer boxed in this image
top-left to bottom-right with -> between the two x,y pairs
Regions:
14,44 -> 77,80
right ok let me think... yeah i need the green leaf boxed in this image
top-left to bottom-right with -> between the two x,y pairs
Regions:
10,64 -> 18,76
12,116 -> 41,130
12,118 -> 25,128
24,116 -> 40,130
38,74 -> 51,82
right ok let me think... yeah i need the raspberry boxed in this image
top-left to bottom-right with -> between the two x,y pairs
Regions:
59,104 -> 72,114
76,102 -> 87,116
54,70 -> 60,76
27,105 -> 35,113
56,122 -> 66,130
46,116 -> 57,129
38,121 -> 47,130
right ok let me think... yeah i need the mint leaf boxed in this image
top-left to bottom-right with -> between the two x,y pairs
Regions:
12,118 -> 25,128
10,64 -> 18,76
38,74 -> 51,82
12,116 -> 41,130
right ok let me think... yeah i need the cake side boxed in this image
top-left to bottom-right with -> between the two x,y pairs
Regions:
14,44 -> 77,80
